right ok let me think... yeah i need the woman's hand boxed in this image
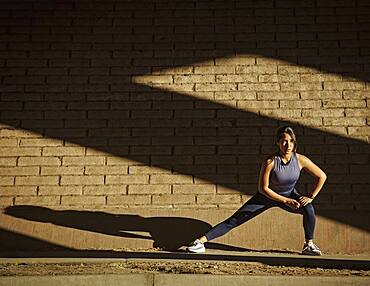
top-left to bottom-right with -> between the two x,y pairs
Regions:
298,196 -> 313,206
284,198 -> 301,209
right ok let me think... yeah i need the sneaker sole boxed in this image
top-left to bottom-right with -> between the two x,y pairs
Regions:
187,248 -> 206,254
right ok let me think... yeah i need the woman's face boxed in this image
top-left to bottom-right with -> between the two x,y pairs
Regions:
277,132 -> 295,155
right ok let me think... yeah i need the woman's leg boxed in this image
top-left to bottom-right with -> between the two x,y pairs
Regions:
204,193 -> 275,241
279,191 -> 316,240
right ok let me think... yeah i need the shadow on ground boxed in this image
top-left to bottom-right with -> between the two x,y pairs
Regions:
1,227 -> 369,270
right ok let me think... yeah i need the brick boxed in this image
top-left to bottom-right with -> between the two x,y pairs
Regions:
107,156 -> 150,166
195,83 -> 237,92
215,91 -> 256,100
302,109 -> 344,117
0,147 -> 41,157
129,166 -> 170,174
106,175 -> 148,185
239,83 -> 280,91
28,68 -> 68,75
2,111 -> 42,119
281,82 -> 323,91
0,177 -> 14,186
324,118 -> 366,126
84,185 -> 125,195
197,194 -> 241,204
64,120 -> 107,128
174,146 -> 216,155
194,66 -> 235,74
0,139 -> 17,147
151,155 -> 192,165
195,174 -> 238,184
47,76 -> 88,84
21,119 -> 64,129
49,59 -> 89,67
132,75 -> 173,84
195,155 -> 236,165
174,75 -> 215,83
175,128 -> 216,136
0,167 -> 39,176
20,138 -> 63,147
131,128 -> 174,137
84,166 -> 128,175
324,82 -> 366,90
0,157 -> 17,166
174,110 -> 215,119
111,102 -> 152,110
348,126 -> 370,136
0,197 -> 13,206
277,65 -> 319,74
280,100 -> 322,109
61,195 -> 106,205
2,186 -> 37,196
353,184 -> 370,194
15,196 -> 60,206
38,186 -> 82,196
128,185 -> 171,194
257,91 -> 299,100
45,111 -> 86,119
108,119 -> 150,128
343,90 -> 370,99
7,59 -> 47,67
216,74 -> 258,83
238,100 -> 279,109
88,128 -> 130,137
130,146 -> 172,155
173,184 -> 216,194
323,100 -> 366,108
61,176 -> 104,185
131,111 -> 173,119
345,109 -> 370,117
62,156 -> 105,166
259,74 -> 300,82
215,56 -> 256,66
43,147 -> 85,156
15,176 -> 59,186
109,137 -> 151,146
152,194 -> 195,205
150,174 -> 193,184
236,65 -> 277,74
300,91 -> 342,99
107,195 -> 151,205
41,166 -> 84,175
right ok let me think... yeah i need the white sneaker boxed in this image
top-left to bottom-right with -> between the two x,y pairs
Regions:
187,239 -> 206,253
302,242 -> 322,256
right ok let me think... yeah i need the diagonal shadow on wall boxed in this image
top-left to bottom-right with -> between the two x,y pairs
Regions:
0,0 -> 369,245
4,205 -> 266,252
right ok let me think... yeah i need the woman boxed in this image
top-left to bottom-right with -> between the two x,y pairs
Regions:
188,126 -> 327,255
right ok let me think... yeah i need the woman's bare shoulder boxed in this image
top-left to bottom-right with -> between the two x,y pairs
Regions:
296,153 -> 312,165
264,154 -> 275,166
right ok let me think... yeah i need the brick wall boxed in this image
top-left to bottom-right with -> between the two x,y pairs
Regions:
0,0 -> 369,253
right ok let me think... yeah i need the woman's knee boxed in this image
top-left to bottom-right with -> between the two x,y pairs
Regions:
301,203 -> 315,217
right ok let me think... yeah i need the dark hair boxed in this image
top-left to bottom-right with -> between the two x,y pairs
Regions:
276,126 -> 297,152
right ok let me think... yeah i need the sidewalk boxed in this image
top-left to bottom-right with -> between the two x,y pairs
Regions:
1,250 -> 369,286
1,249 -> 370,269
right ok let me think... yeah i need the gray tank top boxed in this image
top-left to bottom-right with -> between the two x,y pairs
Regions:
269,152 -> 301,196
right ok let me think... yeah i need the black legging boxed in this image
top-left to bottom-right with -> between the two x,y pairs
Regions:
205,190 -> 316,241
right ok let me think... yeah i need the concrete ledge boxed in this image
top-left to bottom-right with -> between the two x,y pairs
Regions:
1,250 -> 370,270
0,274 -> 369,286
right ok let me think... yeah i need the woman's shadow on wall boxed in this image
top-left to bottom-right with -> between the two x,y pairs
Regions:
3,205 -> 260,253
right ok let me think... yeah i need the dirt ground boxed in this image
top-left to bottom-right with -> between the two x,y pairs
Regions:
1,248 -> 369,277
1,261 -> 370,277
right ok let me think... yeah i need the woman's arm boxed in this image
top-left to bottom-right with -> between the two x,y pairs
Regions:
297,153 -> 327,206
258,157 -> 301,209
